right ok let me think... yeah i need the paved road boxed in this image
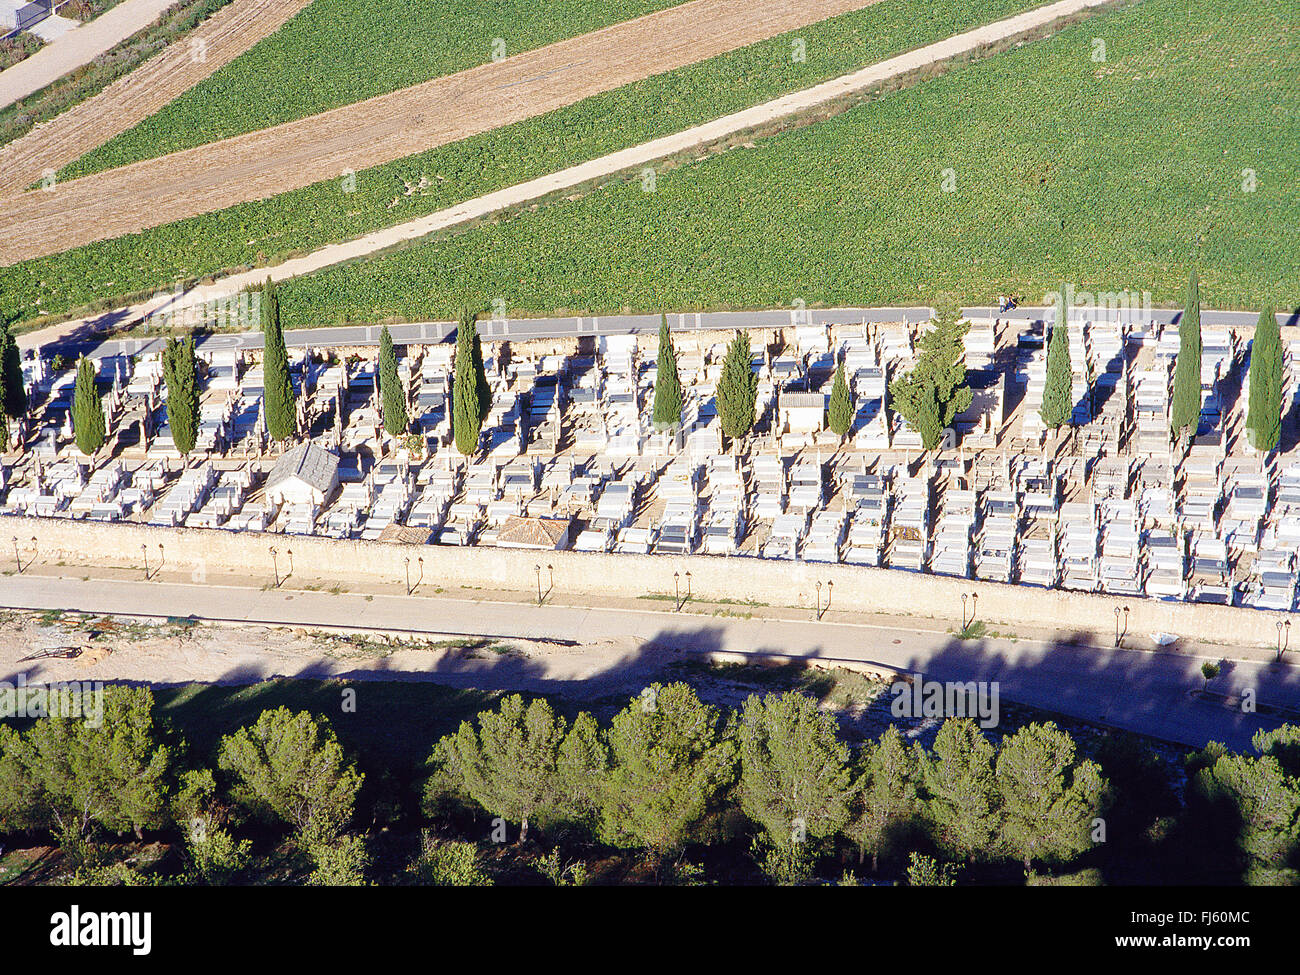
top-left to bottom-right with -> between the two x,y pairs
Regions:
0,0 -> 178,109
1,573 -> 1295,748
26,304 -> 1296,359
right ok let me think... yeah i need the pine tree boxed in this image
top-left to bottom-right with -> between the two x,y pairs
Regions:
922,718 -> 1000,863
162,335 -> 200,456
994,722 -> 1106,873
738,691 -> 853,881
71,356 -> 105,456
260,279 -> 296,443
849,725 -> 922,873
1246,307 -> 1281,453
827,360 -> 853,438
1171,266 -> 1203,441
717,331 -> 758,443
889,302 -> 972,450
453,308 -> 484,456
0,316 -> 26,419
652,314 -> 683,430
1040,314 -> 1074,430
378,326 -> 408,436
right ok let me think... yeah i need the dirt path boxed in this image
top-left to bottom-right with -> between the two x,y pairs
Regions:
0,0 -> 314,198
0,0 -> 882,264
0,0 -> 181,110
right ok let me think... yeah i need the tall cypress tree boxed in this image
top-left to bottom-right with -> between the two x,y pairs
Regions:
717,331 -> 758,443
162,335 -> 200,455
453,309 -> 484,456
652,314 -> 683,430
889,302 -> 972,450
378,326 -> 408,436
827,360 -> 853,437
0,316 -> 26,420
1040,313 -> 1073,430
72,356 -> 105,456
1171,266 -> 1203,441
261,279 -> 296,443
1246,307 -> 1281,453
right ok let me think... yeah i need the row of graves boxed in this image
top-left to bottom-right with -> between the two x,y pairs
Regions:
3,315 -> 1299,612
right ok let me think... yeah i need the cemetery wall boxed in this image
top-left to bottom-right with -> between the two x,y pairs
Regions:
8,515 -> 1284,649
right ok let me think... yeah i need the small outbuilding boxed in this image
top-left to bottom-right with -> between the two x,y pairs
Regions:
495,515 -> 573,551
265,440 -> 341,507
778,391 -> 827,435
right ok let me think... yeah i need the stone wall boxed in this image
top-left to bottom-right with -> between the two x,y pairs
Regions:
4,515 -> 1286,648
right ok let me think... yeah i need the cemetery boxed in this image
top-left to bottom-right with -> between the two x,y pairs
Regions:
2,309 -> 1298,615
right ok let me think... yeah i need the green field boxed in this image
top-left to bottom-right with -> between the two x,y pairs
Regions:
59,0 -> 686,179
270,0 -> 1296,325
0,0 -> 1045,323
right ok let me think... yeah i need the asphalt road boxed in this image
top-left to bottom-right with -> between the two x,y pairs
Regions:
31,304 -> 1295,360
1,573 -> 1296,749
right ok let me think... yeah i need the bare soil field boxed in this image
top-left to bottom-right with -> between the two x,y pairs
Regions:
0,0 -> 313,198
0,0 -> 880,264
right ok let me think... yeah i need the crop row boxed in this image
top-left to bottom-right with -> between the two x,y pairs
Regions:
1,0 -> 1047,324
59,0 -> 685,179
272,0 -> 1298,327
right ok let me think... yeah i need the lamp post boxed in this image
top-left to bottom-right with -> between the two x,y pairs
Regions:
674,571 -> 681,612
961,592 -> 970,631
816,581 -> 823,619
270,547 -> 279,588
1114,605 -> 1130,648
1277,619 -> 1291,661
158,543 -> 164,578
286,548 -> 293,578
141,543 -> 149,580
405,557 -> 411,595
12,536 -> 19,574
685,571 -> 692,604
535,565 -> 543,606
416,556 -> 424,594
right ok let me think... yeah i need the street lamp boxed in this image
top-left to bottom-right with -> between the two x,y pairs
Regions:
270,547 -> 279,588
1114,605 -> 1130,648
1277,619 -> 1291,661
141,543 -> 149,580
158,543 -> 164,577
286,548 -> 293,577
12,536 -> 19,574
685,571 -> 692,603
404,557 -> 411,595
816,581 -> 823,619
535,565 -> 544,606
674,571 -> 681,612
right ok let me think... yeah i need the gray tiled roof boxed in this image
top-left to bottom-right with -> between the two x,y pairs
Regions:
266,440 -> 340,492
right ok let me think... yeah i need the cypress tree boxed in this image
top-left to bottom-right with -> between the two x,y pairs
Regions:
1040,313 -> 1074,429
827,360 -> 853,438
72,356 -> 105,456
652,314 -> 683,430
0,317 -> 26,419
1171,266 -> 1203,441
378,326 -> 408,436
0,413 -> 9,453
717,331 -> 758,444
889,302 -> 972,450
162,335 -> 200,455
261,279 -> 296,443
453,309 -> 484,456
1246,307 -> 1281,453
